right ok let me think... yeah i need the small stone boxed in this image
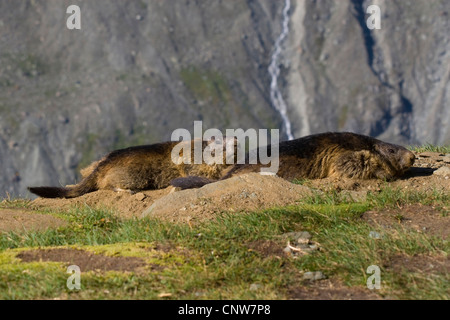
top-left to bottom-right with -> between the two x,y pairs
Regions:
283,246 -> 292,254
303,271 -> 326,281
249,283 -> 262,291
369,231 -> 382,239
297,231 -> 312,242
443,156 -> 450,163
433,166 -> 450,177
133,192 -> 146,201
282,231 -> 311,242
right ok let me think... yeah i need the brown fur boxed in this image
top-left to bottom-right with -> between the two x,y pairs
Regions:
28,138 -> 236,198
173,132 -> 416,189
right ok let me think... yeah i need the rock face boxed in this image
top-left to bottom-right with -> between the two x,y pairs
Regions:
0,0 -> 448,197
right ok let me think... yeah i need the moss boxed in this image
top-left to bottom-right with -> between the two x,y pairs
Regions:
180,66 -> 232,106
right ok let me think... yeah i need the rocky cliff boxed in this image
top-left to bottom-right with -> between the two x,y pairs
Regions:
0,0 -> 448,197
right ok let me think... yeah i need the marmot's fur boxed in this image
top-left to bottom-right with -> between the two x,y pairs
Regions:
171,132 -> 416,189
28,137 -> 236,198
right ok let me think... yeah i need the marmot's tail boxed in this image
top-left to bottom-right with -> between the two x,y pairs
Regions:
170,176 -> 216,190
28,174 -> 98,199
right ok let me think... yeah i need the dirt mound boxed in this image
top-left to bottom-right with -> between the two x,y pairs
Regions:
17,248 -> 147,272
31,173 -> 312,223
32,188 -> 173,219
142,173 -> 313,223
0,209 -> 68,233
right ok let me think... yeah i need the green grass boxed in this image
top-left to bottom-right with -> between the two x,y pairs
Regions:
0,187 -> 448,299
408,144 -> 450,154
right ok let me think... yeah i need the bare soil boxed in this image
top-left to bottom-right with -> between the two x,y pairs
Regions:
0,209 -> 68,233
287,279 -> 383,300
17,248 -> 147,273
383,253 -> 450,274
361,204 -> 449,239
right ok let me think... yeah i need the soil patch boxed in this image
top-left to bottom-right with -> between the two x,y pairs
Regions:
31,188 -> 173,219
383,254 -> 450,274
0,209 -> 68,233
287,279 -> 382,300
17,248 -> 147,272
361,204 -> 450,239
247,240 -> 285,258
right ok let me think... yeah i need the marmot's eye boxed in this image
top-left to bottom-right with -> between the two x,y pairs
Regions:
388,148 -> 395,154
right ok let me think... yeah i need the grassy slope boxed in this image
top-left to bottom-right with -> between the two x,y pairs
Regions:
0,185 -> 448,300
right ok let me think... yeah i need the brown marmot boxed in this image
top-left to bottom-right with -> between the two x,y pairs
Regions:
28,137 -> 237,198
171,132 -> 416,189
28,132 -> 415,198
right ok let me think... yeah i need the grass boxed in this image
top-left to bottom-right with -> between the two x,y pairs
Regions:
0,185 -> 448,300
408,144 -> 450,154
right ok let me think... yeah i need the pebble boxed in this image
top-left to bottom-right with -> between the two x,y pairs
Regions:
369,231 -> 382,239
133,193 -> 146,201
249,283 -> 262,291
282,231 -> 311,241
283,246 -> 292,254
303,271 -> 326,281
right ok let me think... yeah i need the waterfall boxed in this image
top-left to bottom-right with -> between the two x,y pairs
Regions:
268,0 -> 294,141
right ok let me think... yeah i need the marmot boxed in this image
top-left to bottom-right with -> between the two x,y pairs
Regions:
28,137 -> 237,198
28,132 -> 415,198
171,132 -> 416,189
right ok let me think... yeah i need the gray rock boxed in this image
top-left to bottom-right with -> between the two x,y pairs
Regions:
433,166 -> 450,177
249,283 -> 262,291
303,271 -> 326,281
369,231 -> 383,239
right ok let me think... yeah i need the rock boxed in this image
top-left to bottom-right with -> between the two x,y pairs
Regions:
443,156 -> 450,164
282,231 -> 311,242
303,271 -> 326,281
369,231 -> 382,239
249,283 -> 262,291
133,193 -> 146,201
283,246 -> 292,255
296,231 -> 312,243
433,166 -> 450,177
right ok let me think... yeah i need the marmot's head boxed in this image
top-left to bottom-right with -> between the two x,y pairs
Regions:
372,140 -> 415,179
332,134 -> 415,180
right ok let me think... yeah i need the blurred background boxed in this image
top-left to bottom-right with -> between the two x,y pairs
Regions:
0,0 -> 449,197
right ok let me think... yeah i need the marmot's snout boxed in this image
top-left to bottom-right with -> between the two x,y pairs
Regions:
403,151 -> 416,168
